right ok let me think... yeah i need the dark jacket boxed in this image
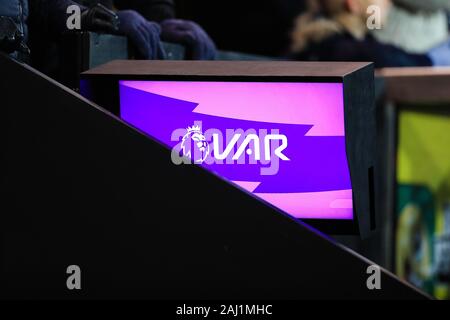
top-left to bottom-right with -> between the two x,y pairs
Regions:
76,0 -> 176,22
292,31 -> 432,68
115,0 -> 175,22
290,13 -> 433,68
29,0 -> 85,36
27,0 -> 86,74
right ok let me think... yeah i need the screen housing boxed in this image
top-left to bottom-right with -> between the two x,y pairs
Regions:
80,61 -> 376,235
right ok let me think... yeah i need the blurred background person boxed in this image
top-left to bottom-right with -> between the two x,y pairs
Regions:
289,0 -> 450,67
373,0 -> 450,54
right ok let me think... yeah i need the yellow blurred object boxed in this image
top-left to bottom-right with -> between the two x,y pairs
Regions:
397,109 -> 450,299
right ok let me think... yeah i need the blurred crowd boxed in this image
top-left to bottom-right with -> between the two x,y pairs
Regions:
2,0 -> 450,74
290,0 -> 450,67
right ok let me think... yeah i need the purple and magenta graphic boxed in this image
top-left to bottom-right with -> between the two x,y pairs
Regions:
119,80 -> 353,220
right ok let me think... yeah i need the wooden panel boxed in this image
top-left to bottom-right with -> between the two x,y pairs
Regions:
82,60 -> 371,78
377,67 -> 450,104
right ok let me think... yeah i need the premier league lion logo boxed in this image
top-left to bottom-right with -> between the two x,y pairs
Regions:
181,125 -> 210,163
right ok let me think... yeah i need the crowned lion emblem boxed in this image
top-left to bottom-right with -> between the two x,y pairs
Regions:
181,125 -> 210,163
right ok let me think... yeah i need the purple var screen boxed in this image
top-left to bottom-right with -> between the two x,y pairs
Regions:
119,80 -> 353,220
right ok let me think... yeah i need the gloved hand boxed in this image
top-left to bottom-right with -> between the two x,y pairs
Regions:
427,39 -> 450,66
116,10 -> 165,60
160,19 -> 217,60
81,3 -> 120,33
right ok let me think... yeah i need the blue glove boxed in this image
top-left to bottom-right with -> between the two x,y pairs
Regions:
116,10 -> 165,60
427,39 -> 450,66
160,19 -> 216,60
